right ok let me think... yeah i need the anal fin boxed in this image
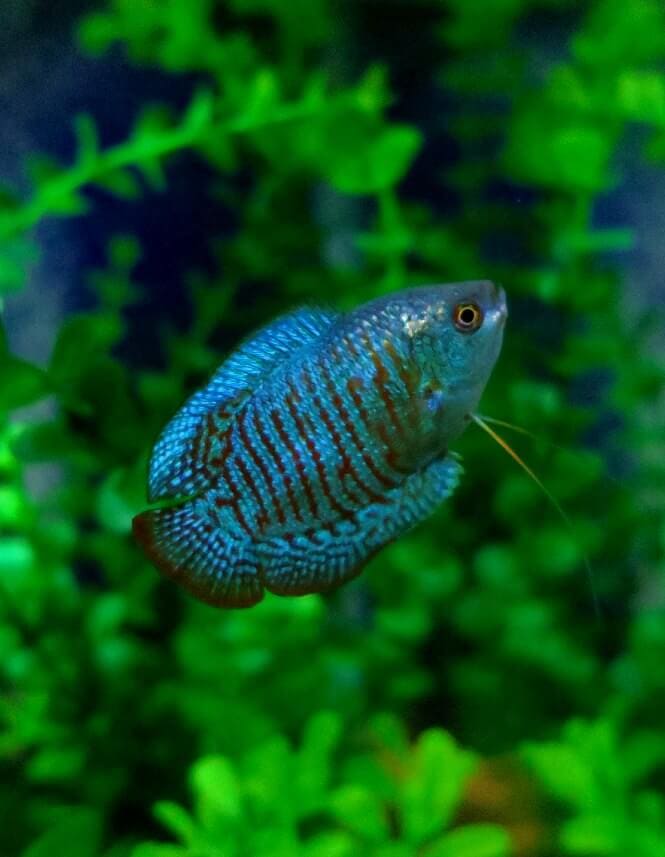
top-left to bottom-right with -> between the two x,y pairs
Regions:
258,454 -> 462,597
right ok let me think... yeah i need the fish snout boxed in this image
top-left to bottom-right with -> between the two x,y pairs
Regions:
495,285 -> 508,322
483,281 -> 508,327
475,280 -> 508,316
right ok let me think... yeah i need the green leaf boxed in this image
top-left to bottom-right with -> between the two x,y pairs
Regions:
75,115 -> 100,167
108,235 -> 141,271
376,605 -> 430,642
26,155 -> 62,190
504,111 -> 616,192
0,351 -> 49,411
0,537 -> 34,578
130,106 -> 175,190
0,486 -> 26,526
296,711 -> 342,813
190,756 -> 242,831
522,742 -> 597,811
242,736 -> 294,824
47,191 -> 90,217
153,802 -> 197,844
401,730 -> 476,844
555,228 -> 635,256
326,126 -> 422,195
329,784 -> 388,842
49,313 -> 123,388
244,69 -> 283,123
97,467 -> 146,533
183,89 -> 215,132
369,712 -> 409,756
22,808 -> 102,857
616,71 -> 665,125
424,825 -> 512,857
95,169 -> 141,200
10,419 -> 79,462
572,0 -> 665,67
354,66 -> 391,115
622,730 -> 665,784
0,238 -> 38,295
26,747 -> 85,783
0,183 -> 20,211
136,157 -> 167,192
77,12 -> 119,56
132,105 -> 174,140
560,814 -> 618,855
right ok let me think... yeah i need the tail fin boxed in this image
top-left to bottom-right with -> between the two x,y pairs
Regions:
132,503 -> 263,608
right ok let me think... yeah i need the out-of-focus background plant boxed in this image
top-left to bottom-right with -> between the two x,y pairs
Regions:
2,1 -> 665,855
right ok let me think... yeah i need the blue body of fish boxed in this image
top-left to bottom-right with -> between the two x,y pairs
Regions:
133,281 -> 507,606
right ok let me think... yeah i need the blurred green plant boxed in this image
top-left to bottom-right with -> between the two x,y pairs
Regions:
129,713 -> 509,857
523,716 -> 665,856
2,0 -> 665,855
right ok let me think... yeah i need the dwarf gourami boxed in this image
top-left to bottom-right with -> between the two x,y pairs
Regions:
133,281 -> 507,607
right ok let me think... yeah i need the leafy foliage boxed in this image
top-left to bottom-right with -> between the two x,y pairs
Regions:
130,713 -> 508,857
1,1 -> 665,856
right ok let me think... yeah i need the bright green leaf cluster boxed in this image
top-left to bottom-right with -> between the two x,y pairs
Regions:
131,715 -> 507,857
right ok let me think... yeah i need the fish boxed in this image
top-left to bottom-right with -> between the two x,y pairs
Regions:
132,280 -> 507,607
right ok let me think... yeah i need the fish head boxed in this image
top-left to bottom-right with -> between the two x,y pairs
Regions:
400,280 -> 507,443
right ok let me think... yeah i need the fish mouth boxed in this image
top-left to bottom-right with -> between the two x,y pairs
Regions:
493,284 -> 508,323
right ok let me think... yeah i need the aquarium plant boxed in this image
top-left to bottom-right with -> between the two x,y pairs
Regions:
2,1 -> 665,855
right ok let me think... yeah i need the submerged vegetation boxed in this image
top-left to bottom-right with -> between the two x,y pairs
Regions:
2,1 -> 665,855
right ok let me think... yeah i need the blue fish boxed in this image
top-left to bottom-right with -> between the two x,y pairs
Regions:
133,281 -> 507,607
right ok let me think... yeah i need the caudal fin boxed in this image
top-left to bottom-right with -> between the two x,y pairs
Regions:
132,503 -> 264,608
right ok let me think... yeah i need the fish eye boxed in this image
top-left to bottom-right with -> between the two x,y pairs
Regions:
453,302 -> 483,333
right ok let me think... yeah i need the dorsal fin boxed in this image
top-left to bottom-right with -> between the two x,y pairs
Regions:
148,307 -> 338,502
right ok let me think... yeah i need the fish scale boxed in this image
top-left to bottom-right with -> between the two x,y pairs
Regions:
262,327 -> 399,525
133,281 -> 507,607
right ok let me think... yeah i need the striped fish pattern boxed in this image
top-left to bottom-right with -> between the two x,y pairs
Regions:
133,281 -> 507,607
